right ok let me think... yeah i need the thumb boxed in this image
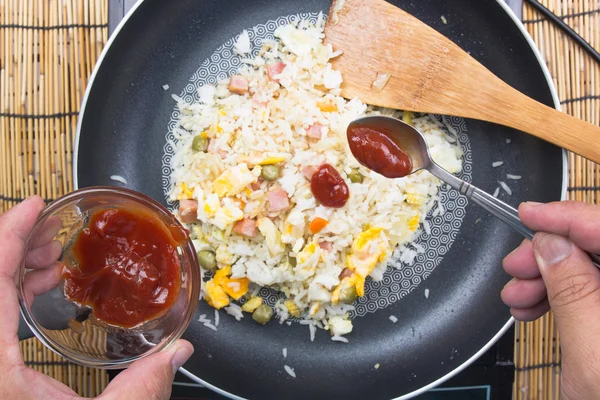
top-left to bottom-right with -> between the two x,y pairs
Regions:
99,339 -> 194,400
533,233 -> 600,357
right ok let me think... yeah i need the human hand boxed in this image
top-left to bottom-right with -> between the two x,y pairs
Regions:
0,196 -> 194,400
501,201 -> 600,400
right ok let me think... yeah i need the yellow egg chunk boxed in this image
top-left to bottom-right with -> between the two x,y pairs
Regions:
258,156 -> 286,165
408,215 -> 420,232
331,275 -> 357,305
213,164 -> 256,197
205,280 -> 230,309
213,266 -> 232,286
222,277 -> 250,300
347,227 -> 390,278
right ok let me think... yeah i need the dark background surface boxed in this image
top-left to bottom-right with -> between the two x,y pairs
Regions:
98,0 -> 547,398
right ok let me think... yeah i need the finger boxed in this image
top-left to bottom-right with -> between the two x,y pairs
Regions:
520,201 -> 600,253
503,239 -> 541,279
501,277 -> 547,309
532,232 -> 600,366
100,339 -> 194,400
30,215 -> 61,248
25,240 -> 62,269
23,263 -> 63,305
0,196 -> 46,278
0,196 -> 46,365
510,298 -> 550,322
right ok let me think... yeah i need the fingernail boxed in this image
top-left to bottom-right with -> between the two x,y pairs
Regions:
171,344 -> 193,374
536,233 -> 572,266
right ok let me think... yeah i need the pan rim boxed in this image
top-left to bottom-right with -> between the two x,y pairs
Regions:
73,0 -> 568,398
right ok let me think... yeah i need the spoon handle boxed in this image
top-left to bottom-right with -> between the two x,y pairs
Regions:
427,162 -> 600,268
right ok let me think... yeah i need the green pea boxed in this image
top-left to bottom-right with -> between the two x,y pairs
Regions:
261,165 -> 280,181
339,286 -> 358,304
348,170 -> 364,183
192,136 -> 209,152
197,250 -> 217,270
252,304 -> 274,325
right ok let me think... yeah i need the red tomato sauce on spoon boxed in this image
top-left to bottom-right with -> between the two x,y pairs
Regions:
347,125 -> 413,178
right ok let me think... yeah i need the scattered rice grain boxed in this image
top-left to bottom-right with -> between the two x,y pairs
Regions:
498,181 -> 512,195
284,365 -> 296,378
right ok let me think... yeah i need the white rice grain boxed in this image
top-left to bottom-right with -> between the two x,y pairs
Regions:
203,322 -> 217,332
389,315 -> 398,323
162,84 -> 170,91
331,335 -> 349,343
374,363 -> 380,369
282,348 -> 287,358
234,30 -> 251,55
498,181 -> 513,195
214,310 -> 220,327
493,187 -> 500,198
425,288 -> 430,299
492,161 -> 504,168
506,174 -> 522,180
284,365 -> 296,378
506,139 -> 512,144
309,324 -> 316,342
423,220 -> 431,235
225,304 -> 243,321
110,175 -> 127,184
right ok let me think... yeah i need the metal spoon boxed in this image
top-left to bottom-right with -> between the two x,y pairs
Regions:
347,115 -> 600,268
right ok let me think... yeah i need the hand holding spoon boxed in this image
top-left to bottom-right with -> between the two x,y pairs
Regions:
347,115 -> 600,268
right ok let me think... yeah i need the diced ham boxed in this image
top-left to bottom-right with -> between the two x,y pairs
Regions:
229,75 -> 249,95
301,166 -> 318,180
179,199 -> 198,223
250,176 -> 264,191
307,123 -> 324,139
233,218 -> 257,238
267,187 -> 290,212
339,267 -> 354,279
319,241 -> 333,252
252,93 -> 267,108
266,62 -> 286,82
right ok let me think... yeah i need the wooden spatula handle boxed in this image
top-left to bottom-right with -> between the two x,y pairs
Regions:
484,84 -> 600,162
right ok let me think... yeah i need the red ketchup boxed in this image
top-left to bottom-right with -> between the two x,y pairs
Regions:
347,125 -> 413,178
64,207 -> 184,328
310,164 -> 350,208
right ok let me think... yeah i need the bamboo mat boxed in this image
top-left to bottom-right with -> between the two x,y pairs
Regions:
0,0 -> 598,398
1,0 -> 110,396
516,1 -> 600,399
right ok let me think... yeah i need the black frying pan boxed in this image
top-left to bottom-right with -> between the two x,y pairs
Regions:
74,0 -> 565,398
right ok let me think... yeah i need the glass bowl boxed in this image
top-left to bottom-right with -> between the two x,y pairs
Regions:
18,186 -> 200,368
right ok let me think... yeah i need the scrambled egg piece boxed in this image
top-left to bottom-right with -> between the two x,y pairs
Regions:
178,183 -> 194,200
257,218 -> 285,256
346,227 -> 390,296
213,164 -> 256,197
205,280 -> 229,309
212,198 -> 244,230
258,156 -> 286,165
205,266 -> 250,307
295,241 -> 322,280
331,275 -> 356,305
328,315 -> 353,336
408,215 -> 420,232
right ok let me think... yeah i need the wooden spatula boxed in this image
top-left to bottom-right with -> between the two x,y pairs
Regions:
325,0 -> 600,163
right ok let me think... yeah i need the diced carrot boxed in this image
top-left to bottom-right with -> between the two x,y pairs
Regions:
309,217 -> 328,234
